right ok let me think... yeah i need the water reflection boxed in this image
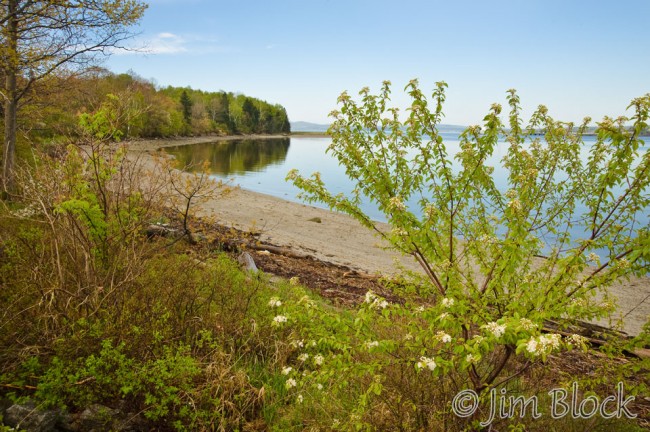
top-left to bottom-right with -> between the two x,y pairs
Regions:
164,138 -> 290,175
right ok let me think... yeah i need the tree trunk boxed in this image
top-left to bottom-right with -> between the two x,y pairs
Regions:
2,0 -> 18,197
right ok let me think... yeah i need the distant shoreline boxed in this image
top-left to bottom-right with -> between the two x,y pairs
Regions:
126,132 -> 328,153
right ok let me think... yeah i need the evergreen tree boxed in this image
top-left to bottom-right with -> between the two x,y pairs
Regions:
180,90 -> 193,124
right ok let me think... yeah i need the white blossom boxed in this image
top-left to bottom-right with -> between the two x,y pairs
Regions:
389,196 -> 406,211
616,258 -> 630,269
313,354 -> 324,366
365,340 -> 379,349
285,378 -> 297,389
282,366 -> 293,375
466,354 -> 479,364
436,331 -> 452,343
526,338 -> 539,355
485,322 -> 506,338
273,315 -> 288,325
519,318 -> 537,331
508,199 -> 522,212
567,334 -> 588,346
587,252 -> 600,263
441,297 -> 455,308
268,297 -> 282,308
526,333 -> 562,356
416,356 -> 436,371
290,339 -> 304,348
296,394 -> 303,403
364,290 -> 389,309
298,353 -> 309,362
317,384 -> 323,390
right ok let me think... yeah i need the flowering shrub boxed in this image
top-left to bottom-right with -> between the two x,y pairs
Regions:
285,81 -> 649,429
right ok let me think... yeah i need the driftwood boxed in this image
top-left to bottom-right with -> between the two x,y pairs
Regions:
247,242 -> 313,259
145,223 -> 181,239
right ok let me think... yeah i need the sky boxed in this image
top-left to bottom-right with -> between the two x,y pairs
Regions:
105,0 -> 650,126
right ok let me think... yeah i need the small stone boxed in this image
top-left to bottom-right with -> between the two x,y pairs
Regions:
4,402 -> 59,432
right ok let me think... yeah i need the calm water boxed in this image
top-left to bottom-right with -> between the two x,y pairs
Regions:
165,135 -> 649,258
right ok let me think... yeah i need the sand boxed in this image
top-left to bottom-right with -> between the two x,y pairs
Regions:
128,135 -> 650,337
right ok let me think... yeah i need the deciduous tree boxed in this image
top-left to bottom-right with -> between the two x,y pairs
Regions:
0,0 -> 147,195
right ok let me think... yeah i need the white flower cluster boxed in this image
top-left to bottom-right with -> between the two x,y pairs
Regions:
505,189 -> 518,199
570,298 -> 587,308
282,366 -> 293,375
298,353 -> 309,362
508,198 -> 522,212
389,196 -> 406,211
587,252 -> 600,263
616,258 -> 630,270
465,354 -> 479,364
518,318 -> 537,331
392,227 -> 409,237
478,234 -> 497,245
273,315 -> 288,325
290,339 -> 304,348
424,203 -> 437,218
285,378 -> 297,389
313,354 -> 324,366
441,297 -> 454,308
365,340 -> 379,349
11,205 -> 37,218
600,301 -> 615,311
416,356 -> 437,371
364,290 -> 389,309
484,322 -> 507,338
526,333 -> 562,356
566,333 -> 588,347
268,297 -> 282,308
436,331 -> 452,343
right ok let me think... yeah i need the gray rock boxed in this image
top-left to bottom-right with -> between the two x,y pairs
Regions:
76,404 -> 120,432
4,402 -> 59,432
238,251 -> 258,272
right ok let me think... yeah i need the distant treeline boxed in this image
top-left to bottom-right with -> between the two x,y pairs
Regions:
26,69 -> 290,141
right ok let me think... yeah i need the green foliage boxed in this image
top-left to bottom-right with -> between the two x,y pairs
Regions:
28,71 -> 290,143
284,80 -> 650,429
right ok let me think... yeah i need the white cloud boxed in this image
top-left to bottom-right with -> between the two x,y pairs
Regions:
146,32 -> 188,54
112,32 -> 230,56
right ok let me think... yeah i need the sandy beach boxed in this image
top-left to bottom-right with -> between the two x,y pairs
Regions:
129,135 -> 650,337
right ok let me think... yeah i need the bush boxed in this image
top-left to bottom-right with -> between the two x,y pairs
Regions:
286,80 -> 650,430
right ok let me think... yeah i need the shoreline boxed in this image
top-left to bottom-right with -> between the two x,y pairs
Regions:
126,135 -> 650,337
127,133 -> 326,153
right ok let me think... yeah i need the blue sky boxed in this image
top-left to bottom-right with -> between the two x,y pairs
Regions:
106,0 -> 650,126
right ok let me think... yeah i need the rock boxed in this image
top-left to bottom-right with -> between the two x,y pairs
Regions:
4,402 -> 59,432
307,217 -> 322,223
74,404 -> 120,432
238,252 -> 258,272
